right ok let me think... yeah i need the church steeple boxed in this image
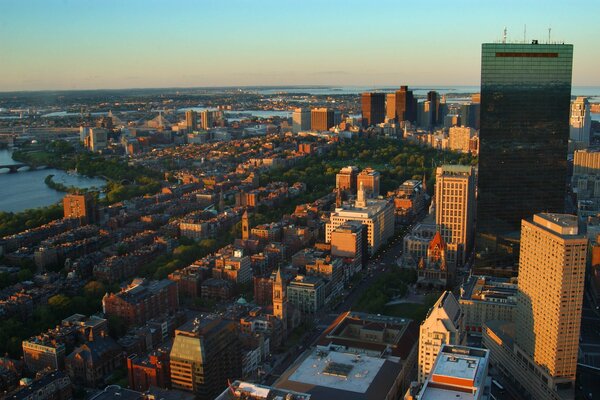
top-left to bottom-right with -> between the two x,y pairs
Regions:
273,267 -> 288,337
356,182 -> 367,208
241,210 -> 249,240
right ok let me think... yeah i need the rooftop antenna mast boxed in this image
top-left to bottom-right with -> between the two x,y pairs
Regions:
548,26 -> 552,43
523,24 -> 526,43
502,27 -> 507,43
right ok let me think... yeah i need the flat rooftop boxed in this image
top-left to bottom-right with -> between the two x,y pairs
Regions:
276,347 -> 401,400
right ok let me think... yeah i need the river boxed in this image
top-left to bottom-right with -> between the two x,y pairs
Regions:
0,149 -> 106,213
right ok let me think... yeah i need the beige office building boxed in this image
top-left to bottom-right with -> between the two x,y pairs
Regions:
435,165 -> 476,274
483,213 -> 587,400
448,126 -> 477,154
573,149 -> 600,176
326,183 -> 394,256
418,291 -> 465,383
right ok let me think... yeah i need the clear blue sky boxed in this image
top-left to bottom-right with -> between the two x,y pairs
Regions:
0,0 -> 598,91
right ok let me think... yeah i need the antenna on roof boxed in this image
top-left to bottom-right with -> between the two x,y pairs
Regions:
502,27 -> 507,44
548,26 -> 552,43
523,24 -> 526,43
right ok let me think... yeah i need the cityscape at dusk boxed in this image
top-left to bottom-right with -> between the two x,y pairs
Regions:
0,1 -> 600,400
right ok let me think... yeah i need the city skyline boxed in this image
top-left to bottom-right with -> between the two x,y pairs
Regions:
1,0 -> 599,91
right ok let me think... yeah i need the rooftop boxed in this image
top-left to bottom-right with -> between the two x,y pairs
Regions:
215,380 -> 311,400
276,347 -> 402,399
419,345 -> 490,400
532,213 -> 579,236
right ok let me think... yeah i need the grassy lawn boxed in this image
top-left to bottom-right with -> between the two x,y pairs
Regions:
382,293 -> 441,322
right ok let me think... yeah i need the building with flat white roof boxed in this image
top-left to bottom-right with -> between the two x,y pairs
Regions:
215,380 -> 311,400
414,344 -> 490,400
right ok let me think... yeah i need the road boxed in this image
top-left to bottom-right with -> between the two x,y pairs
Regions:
263,227 -> 409,385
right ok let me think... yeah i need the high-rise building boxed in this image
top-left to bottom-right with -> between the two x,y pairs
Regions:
427,91 -> 440,126
170,316 -> 241,400
448,126 -> 477,154
435,165 -> 476,273
310,108 -> 334,131
84,127 -> 108,152
185,110 -> 198,132
357,167 -> 380,197
483,213 -> 586,400
475,42 -> 573,274
418,291 -> 465,383
63,193 -> 97,224
569,97 -> 591,149
516,214 -> 586,391
326,183 -> 395,256
361,92 -> 385,127
335,166 -> 359,193
459,102 -> 481,129
386,86 -> 416,123
330,220 -> 367,274
200,110 -> 215,130
292,108 -> 311,133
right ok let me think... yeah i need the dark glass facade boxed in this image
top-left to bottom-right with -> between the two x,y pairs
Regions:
361,92 -> 385,127
474,43 -> 573,273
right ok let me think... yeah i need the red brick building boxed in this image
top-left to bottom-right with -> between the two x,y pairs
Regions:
127,347 -> 170,392
102,279 -> 179,327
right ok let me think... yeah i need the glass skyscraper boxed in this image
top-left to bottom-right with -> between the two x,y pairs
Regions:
474,42 -> 573,274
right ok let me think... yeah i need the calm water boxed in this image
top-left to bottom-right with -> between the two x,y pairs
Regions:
0,149 -> 106,213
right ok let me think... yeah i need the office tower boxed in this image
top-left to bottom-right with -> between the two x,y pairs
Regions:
357,167 -> 380,197
361,92 -> 385,127
200,110 -> 214,130
330,221 -> 367,273
292,108 -> 311,133
418,101 -> 432,130
326,183 -> 395,255
387,86 -> 416,123
310,108 -> 334,131
418,291 -> 464,383
427,91 -> 440,126
185,110 -> 198,132
483,213 -> 586,400
79,126 -> 91,142
170,316 -> 241,399
569,97 -> 591,149
272,267 -> 288,337
84,127 -> 108,152
475,42 -> 573,274
448,126 -> 477,154
335,166 -> 359,193
573,149 -> 600,176
460,102 -> 481,129
517,214 -> 586,391
63,193 -> 97,224
435,165 -> 476,274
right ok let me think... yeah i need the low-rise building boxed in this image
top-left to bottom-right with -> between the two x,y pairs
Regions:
459,275 -> 517,335
102,278 -> 179,327
287,275 -> 326,315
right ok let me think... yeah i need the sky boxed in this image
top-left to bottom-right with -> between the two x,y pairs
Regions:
0,0 -> 599,91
